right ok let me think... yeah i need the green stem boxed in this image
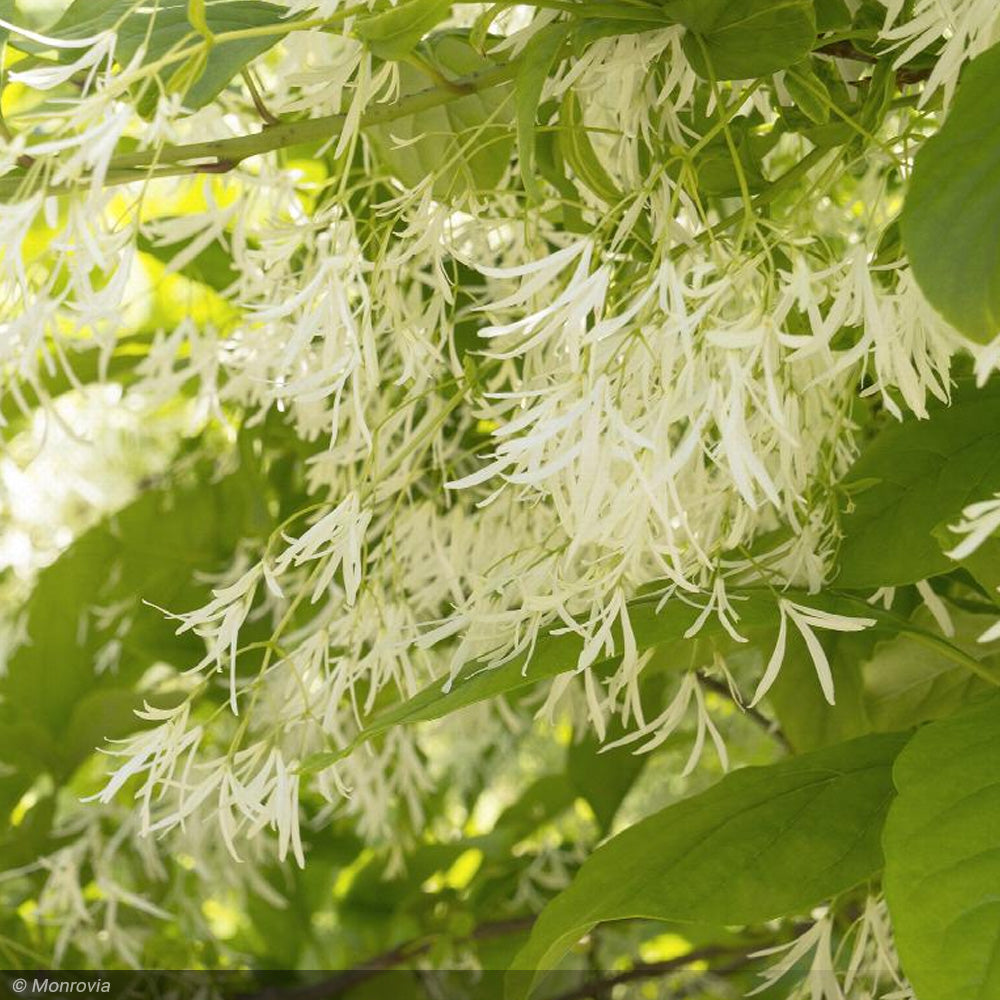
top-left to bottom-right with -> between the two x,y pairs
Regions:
1,62 -> 517,200
116,62 -> 514,169
836,591 -> 1000,688
898,626 -> 1000,688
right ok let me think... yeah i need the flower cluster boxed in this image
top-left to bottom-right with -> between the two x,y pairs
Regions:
1,0 -> 998,973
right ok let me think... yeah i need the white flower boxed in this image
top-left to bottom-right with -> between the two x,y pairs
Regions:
915,579 -> 955,637
11,33 -> 115,91
272,493 -> 371,604
154,562 -> 262,714
879,0 -> 1000,107
749,909 -> 843,999
603,672 -> 728,774
750,600 -> 877,707
944,494 -> 1000,561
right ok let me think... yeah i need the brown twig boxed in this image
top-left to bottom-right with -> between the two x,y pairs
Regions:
242,67 -> 281,126
815,39 -> 933,85
244,916 -> 536,1000
697,672 -> 794,753
545,945 -> 753,1000
194,158 -> 238,174
816,40 -> 878,64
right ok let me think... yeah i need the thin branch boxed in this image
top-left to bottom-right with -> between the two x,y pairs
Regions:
241,67 -> 280,126
816,40 -> 879,64
697,673 -> 793,753
545,945 -> 754,1000
244,916 -> 535,1000
816,39 -> 933,84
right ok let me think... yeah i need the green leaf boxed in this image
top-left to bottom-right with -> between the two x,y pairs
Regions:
0,789 -> 57,869
693,129 -> 767,197
813,0 -> 851,31
883,695 -> 1000,1000
0,461 -> 266,753
366,32 -> 515,201
837,380 -> 1000,588
558,90 -> 622,206
566,731 -> 647,834
902,42 -> 1000,343
508,731 -> 909,998
490,775 -> 578,844
51,0 -> 285,109
137,232 -> 240,293
665,0 -> 817,80
940,530 -> 1000,600
61,689 -> 144,782
0,721 -> 58,823
187,0 -> 212,41
858,59 -> 896,135
353,0 -> 453,61
535,125 -> 587,233
516,23 -> 569,202
0,0 -> 15,49
784,61 -> 831,125
470,3 -> 512,54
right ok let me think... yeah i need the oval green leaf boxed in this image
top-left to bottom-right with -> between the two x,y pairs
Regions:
353,0 -> 453,60
902,42 -> 1000,343
883,695 -> 1000,1000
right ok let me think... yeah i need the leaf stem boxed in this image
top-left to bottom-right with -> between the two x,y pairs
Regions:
835,591 -> 1000,688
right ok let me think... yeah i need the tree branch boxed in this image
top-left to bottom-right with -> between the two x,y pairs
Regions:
243,916 -> 535,1000
0,62 -> 516,201
816,39 -> 933,84
542,945 -> 754,1000
697,672 -> 793,753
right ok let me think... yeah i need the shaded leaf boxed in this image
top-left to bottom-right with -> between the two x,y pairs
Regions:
0,464 -> 266,746
61,688 -> 143,782
516,23 -> 569,202
862,607 -> 1000,731
353,0 -> 453,60
883,696 -> 1000,1000
767,628 -> 873,751
902,42 -> 1000,342
508,731 -> 909,998
837,380 -> 1000,588
666,0 -> 817,79
367,32 -> 515,201
137,230 -> 240,293
558,89 -> 622,206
